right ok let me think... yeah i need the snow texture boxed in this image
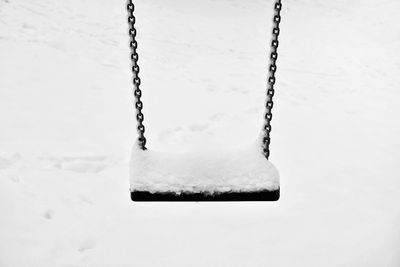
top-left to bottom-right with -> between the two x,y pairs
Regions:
1,0 -> 400,266
130,139 -> 279,193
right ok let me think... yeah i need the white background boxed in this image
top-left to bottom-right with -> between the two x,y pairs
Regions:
0,0 -> 399,266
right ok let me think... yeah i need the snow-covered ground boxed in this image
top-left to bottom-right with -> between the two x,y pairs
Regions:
0,0 -> 399,266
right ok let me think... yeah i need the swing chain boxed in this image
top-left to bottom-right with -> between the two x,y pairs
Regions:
127,1 -> 147,150
263,0 -> 282,159
127,0 -> 281,155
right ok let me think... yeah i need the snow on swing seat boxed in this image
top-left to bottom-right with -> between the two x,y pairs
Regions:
130,140 -> 280,201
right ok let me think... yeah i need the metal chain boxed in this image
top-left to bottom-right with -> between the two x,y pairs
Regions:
263,0 -> 282,159
127,1 -> 147,150
127,1 -> 282,155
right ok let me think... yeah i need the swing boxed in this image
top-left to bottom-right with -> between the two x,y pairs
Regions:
127,0 -> 282,202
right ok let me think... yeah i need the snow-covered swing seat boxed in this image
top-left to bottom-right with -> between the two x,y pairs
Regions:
127,0 -> 282,201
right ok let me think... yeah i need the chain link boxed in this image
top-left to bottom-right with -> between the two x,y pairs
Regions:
127,1 -> 147,150
263,0 -> 282,159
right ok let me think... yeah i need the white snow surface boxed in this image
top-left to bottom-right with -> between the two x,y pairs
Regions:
1,0 -> 400,266
130,140 -> 279,193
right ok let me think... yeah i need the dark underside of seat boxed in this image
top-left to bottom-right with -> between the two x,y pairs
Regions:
131,189 -> 280,202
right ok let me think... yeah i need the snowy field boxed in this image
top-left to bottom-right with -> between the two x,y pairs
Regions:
1,0 -> 400,266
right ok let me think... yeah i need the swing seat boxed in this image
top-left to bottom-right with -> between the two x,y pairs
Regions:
130,142 -> 280,202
